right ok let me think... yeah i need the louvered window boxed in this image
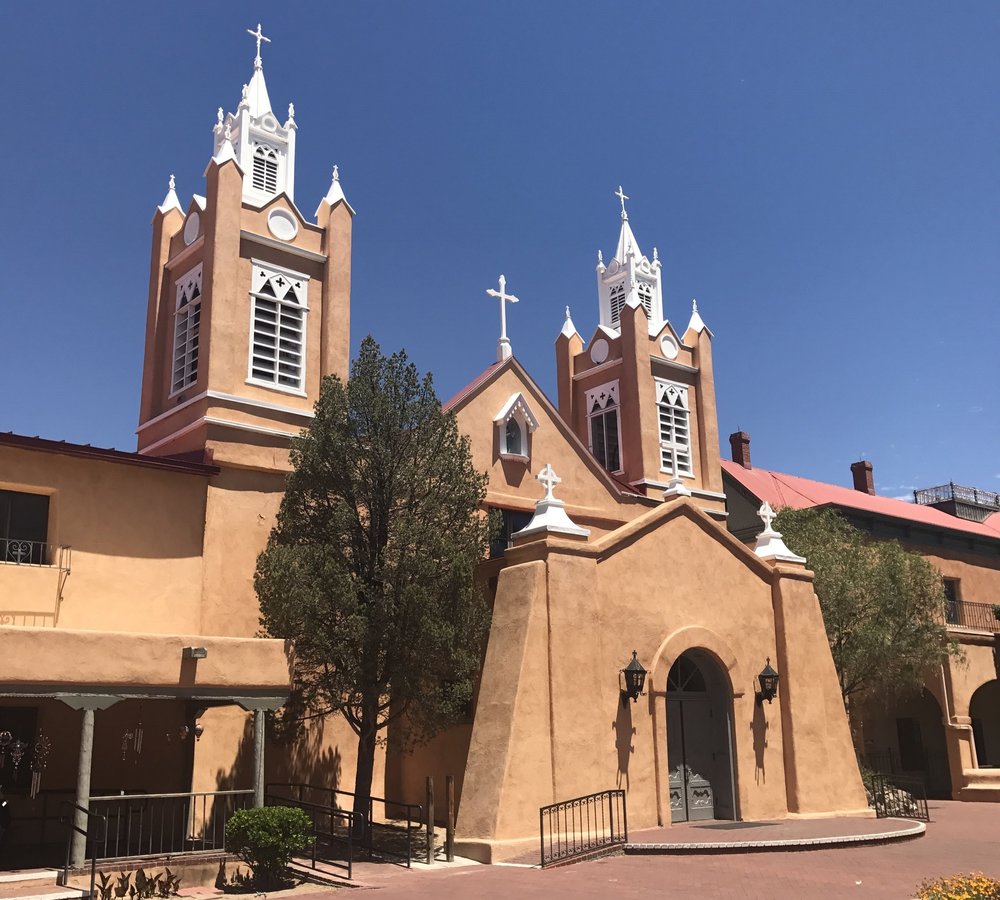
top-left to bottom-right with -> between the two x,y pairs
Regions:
249,262 -> 308,392
609,283 -> 626,326
171,265 -> 202,395
587,380 -> 622,473
637,281 -> 653,318
252,143 -> 279,193
656,379 -> 693,477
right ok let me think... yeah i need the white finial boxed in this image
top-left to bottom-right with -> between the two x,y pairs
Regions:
246,22 -> 271,68
758,501 -> 777,533
653,246 -> 659,262
560,305 -> 579,339
565,305 -> 572,321
615,185 -> 630,220
485,274 -> 520,362
216,107 -> 224,125
241,84 -> 249,103
288,102 -> 295,119
158,173 -> 182,214
332,164 -> 340,182
537,464 -> 562,502
692,298 -> 698,313
224,122 -> 232,141
168,174 -> 176,191
597,249 -> 604,264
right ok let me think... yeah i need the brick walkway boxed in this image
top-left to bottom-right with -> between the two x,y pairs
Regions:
312,801 -> 1000,899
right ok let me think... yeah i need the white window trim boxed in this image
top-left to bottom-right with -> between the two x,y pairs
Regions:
246,258 -> 310,397
168,263 -> 203,399
493,393 -> 539,461
586,380 -> 623,475
655,378 -> 694,479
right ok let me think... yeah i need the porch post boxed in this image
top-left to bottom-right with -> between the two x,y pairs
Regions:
70,707 -> 95,868
253,709 -> 266,808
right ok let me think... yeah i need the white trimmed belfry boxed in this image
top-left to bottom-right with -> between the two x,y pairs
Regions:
494,392 -> 538,460
596,186 -> 664,335
213,23 -> 297,206
513,464 -> 590,539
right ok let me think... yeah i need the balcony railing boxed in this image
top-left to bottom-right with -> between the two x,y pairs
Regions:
915,483 -> 1000,509
1,538 -> 53,566
945,599 -> 1000,633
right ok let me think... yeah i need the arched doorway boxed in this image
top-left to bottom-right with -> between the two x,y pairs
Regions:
666,650 -> 737,823
971,680 -> 1000,768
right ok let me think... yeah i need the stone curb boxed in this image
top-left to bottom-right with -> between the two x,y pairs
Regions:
625,820 -> 926,854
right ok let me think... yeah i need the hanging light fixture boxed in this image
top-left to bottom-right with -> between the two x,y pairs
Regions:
756,658 -> 780,705
620,651 -> 648,705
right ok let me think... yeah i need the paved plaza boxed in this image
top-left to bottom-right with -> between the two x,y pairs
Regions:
333,801 -> 1000,899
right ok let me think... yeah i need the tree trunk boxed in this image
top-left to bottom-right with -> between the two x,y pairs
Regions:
352,694 -> 379,843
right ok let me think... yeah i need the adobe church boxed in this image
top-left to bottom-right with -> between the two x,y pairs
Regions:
0,30 -> 874,867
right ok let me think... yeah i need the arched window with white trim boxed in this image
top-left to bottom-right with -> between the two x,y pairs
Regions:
609,283 -> 627,326
656,379 -> 693,477
248,261 -> 309,393
251,142 -> 279,194
494,393 -> 538,460
170,264 -> 202,396
587,380 -> 621,473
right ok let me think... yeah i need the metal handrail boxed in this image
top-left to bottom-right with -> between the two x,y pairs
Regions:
945,599 -> 1000,633
60,801 -> 108,899
263,793 -> 361,880
0,537 -> 54,566
265,782 -> 421,868
539,788 -> 627,868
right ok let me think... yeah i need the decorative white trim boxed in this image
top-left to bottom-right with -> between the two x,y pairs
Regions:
650,356 -> 699,376
138,415 -> 301,455
137,418 -> 207,454
137,390 -> 312,435
494,392 -> 538,458
655,377 -> 693,478
245,377 -> 308,398
493,393 -> 539,431
248,259 -> 309,394
168,263 -> 204,398
240,229 -> 327,263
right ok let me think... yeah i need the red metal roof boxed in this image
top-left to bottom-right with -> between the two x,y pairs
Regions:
0,432 -> 219,476
722,459 -> 1000,541
442,361 -> 505,412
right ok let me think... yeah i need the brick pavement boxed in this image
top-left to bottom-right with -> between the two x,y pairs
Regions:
315,801 -> 1000,899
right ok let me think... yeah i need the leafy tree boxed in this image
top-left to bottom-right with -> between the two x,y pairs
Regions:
774,506 -> 961,712
255,337 -> 493,827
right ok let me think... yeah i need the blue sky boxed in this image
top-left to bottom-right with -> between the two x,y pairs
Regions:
2,2 -> 998,497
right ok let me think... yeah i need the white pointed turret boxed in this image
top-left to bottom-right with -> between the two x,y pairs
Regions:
158,174 -> 183,215
213,23 -> 297,205
315,165 -> 356,218
596,186 -> 664,335
686,299 -> 711,336
560,305 -> 579,339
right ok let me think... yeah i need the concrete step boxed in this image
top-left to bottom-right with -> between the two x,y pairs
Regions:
0,874 -> 61,886
0,889 -> 87,900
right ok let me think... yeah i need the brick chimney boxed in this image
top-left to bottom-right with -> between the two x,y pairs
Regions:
729,431 -> 752,469
850,460 -> 875,495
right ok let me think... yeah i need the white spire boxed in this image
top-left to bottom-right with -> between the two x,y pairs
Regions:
560,305 -> 579,339
157,174 -> 183,214
687,298 -> 709,334
613,185 -> 642,262
315,165 -> 355,218
244,24 -> 273,117
213,123 -> 237,165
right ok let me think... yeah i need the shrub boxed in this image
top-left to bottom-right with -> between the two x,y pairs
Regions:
224,806 -> 313,889
916,873 -> 1000,900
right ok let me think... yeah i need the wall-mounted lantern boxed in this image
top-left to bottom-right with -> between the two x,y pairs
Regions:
620,651 -> 647,706
756,657 -> 779,705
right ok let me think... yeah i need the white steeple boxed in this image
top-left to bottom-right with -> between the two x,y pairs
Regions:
315,165 -> 356,218
686,299 -> 712,336
213,23 -> 297,206
158,174 -> 182,215
560,305 -> 579,339
596,187 -> 664,336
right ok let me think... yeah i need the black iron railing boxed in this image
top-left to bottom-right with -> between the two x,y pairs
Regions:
1,537 -> 52,566
60,801 -> 107,897
915,483 -> 1000,509
265,782 -> 421,869
539,789 -> 627,868
87,789 -> 253,860
945,600 -> 1000,632
263,792 -> 361,880
870,773 -> 929,821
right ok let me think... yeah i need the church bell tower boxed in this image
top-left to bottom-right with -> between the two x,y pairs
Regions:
555,189 -> 725,514
136,25 -> 353,470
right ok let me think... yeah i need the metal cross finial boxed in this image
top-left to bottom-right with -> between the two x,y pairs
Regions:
615,185 -> 630,219
758,501 -> 777,533
246,22 -> 271,65
537,464 -> 561,502
485,274 -> 519,362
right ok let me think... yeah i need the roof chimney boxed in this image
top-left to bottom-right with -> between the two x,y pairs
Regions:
850,460 -> 875,495
729,431 -> 751,469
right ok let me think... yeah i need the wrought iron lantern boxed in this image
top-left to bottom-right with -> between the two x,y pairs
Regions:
756,657 -> 779,705
620,651 -> 647,705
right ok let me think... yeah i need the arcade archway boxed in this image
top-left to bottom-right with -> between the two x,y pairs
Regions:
971,680 -> 1000,768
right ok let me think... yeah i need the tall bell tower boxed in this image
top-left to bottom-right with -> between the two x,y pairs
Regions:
555,190 -> 725,515
136,25 -> 353,471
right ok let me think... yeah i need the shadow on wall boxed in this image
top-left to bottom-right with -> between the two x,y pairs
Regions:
612,699 -> 635,791
213,710 -> 344,799
751,701 -> 768,784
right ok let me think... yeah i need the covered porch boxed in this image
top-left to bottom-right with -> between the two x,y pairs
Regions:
0,626 -> 291,869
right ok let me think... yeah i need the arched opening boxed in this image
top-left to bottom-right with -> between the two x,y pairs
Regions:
971,680 -> 1000,768
665,649 -> 737,822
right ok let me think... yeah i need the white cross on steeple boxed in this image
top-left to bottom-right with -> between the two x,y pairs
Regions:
537,464 -> 561,501
246,22 -> 271,67
615,185 -> 630,220
757,501 -> 777,533
485,274 -> 519,362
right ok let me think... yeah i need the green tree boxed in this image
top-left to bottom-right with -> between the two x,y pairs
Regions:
774,507 -> 960,712
255,337 -> 493,828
